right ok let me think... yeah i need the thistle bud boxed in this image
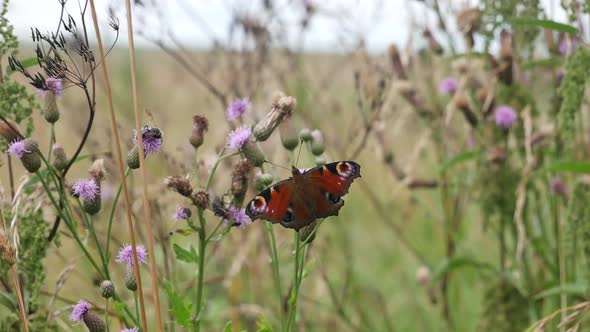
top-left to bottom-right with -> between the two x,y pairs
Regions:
83,311 -> 106,332
13,138 -> 41,173
43,92 -> 60,123
100,280 -> 115,298
165,175 -> 193,198
191,189 -> 210,210
127,145 -> 140,169
279,115 -> 299,151
231,160 -> 253,201
242,141 -> 265,167
299,128 -> 312,142
52,144 -> 68,171
189,115 -> 208,149
125,273 -> 137,291
310,130 -> 325,156
89,159 -> 106,182
0,230 -> 16,266
253,93 -> 296,142
387,44 -> 407,79
255,173 -> 274,192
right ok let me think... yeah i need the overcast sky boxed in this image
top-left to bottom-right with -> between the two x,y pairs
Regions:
7,0 -> 569,53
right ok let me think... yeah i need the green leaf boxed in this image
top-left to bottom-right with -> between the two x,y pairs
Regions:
521,57 -> 562,70
173,243 -> 198,263
223,321 -> 232,332
163,279 -> 194,328
111,300 -> 129,320
508,17 -> 577,34
538,161 -> 590,174
533,283 -> 588,300
256,314 -> 273,332
431,256 -> 496,283
439,149 -> 482,174
0,292 -> 16,310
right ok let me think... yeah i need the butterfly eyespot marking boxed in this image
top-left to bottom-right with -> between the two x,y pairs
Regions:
248,196 -> 267,214
336,162 -> 355,177
283,207 -> 294,223
325,191 -> 341,204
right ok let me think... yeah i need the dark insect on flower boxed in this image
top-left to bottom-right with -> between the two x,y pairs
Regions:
141,125 -> 163,140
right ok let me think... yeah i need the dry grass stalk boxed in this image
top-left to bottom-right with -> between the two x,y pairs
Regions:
88,0 -> 149,330
123,0 -> 164,329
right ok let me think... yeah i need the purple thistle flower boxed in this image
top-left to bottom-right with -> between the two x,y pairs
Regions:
70,300 -> 90,321
438,77 -> 458,95
226,97 -> 251,121
494,105 -> 517,129
6,139 -> 30,159
558,39 -> 578,57
38,77 -> 63,97
121,328 -> 139,332
116,244 -> 148,267
133,127 -> 163,155
226,126 -> 252,150
72,178 -> 99,203
174,205 -> 190,220
224,206 -> 252,229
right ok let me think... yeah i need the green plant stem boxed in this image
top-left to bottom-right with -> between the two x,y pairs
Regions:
264,222 -> 284,331
105,167 -> 131,262
205,150 -> 239,190
286,232 -> 304,332
194,207 -> 207,332
105,298 -> 110,332
134,292 -> 140,324
85,212 -> 109,278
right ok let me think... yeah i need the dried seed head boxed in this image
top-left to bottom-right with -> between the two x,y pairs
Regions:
310,130 -> 325,156
422,29 -> 443,55
189,115 -> 209,149
387,44 -> 407,79
487,146 -> 507,163
52,144 -> 68,171
253,93 -> 296,142
165,175 -> 193,197
456,8 -> 481,35
100,280 -> 115,298
191,189 -> 210,209
0,119 -> 23,142
43,92 -> 60,123
0,230 -> 16,266
89,159 -> 106,182
211,196 -> 228,217
231,159 -> 253,199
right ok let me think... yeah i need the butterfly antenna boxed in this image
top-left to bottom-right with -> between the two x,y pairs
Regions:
294,139 -> 304,167
263,160 -> 290,171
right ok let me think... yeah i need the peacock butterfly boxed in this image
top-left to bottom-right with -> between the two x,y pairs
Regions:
245,161 -> 361,231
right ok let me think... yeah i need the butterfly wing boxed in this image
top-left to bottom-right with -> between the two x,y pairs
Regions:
245,161 -> 361,231
245,179 -> 317,231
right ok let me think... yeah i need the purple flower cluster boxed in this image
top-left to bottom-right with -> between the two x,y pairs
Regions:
6,139 -> 30,159
69,300 -> 90,321
133,127 -> 163,155
225,206 -> 252,229
226,97 -> 250,121
226,126 -> 252,150
494,105 -> 517,129
116,244 -> 148,267
559,39 -> 578,57
72,178 -> 99,203
438,77 -> 458,95
38,77 -> 63,97
174,205 -> 190,220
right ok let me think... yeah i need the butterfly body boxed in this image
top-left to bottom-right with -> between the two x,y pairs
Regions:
246,161 -> 361,231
